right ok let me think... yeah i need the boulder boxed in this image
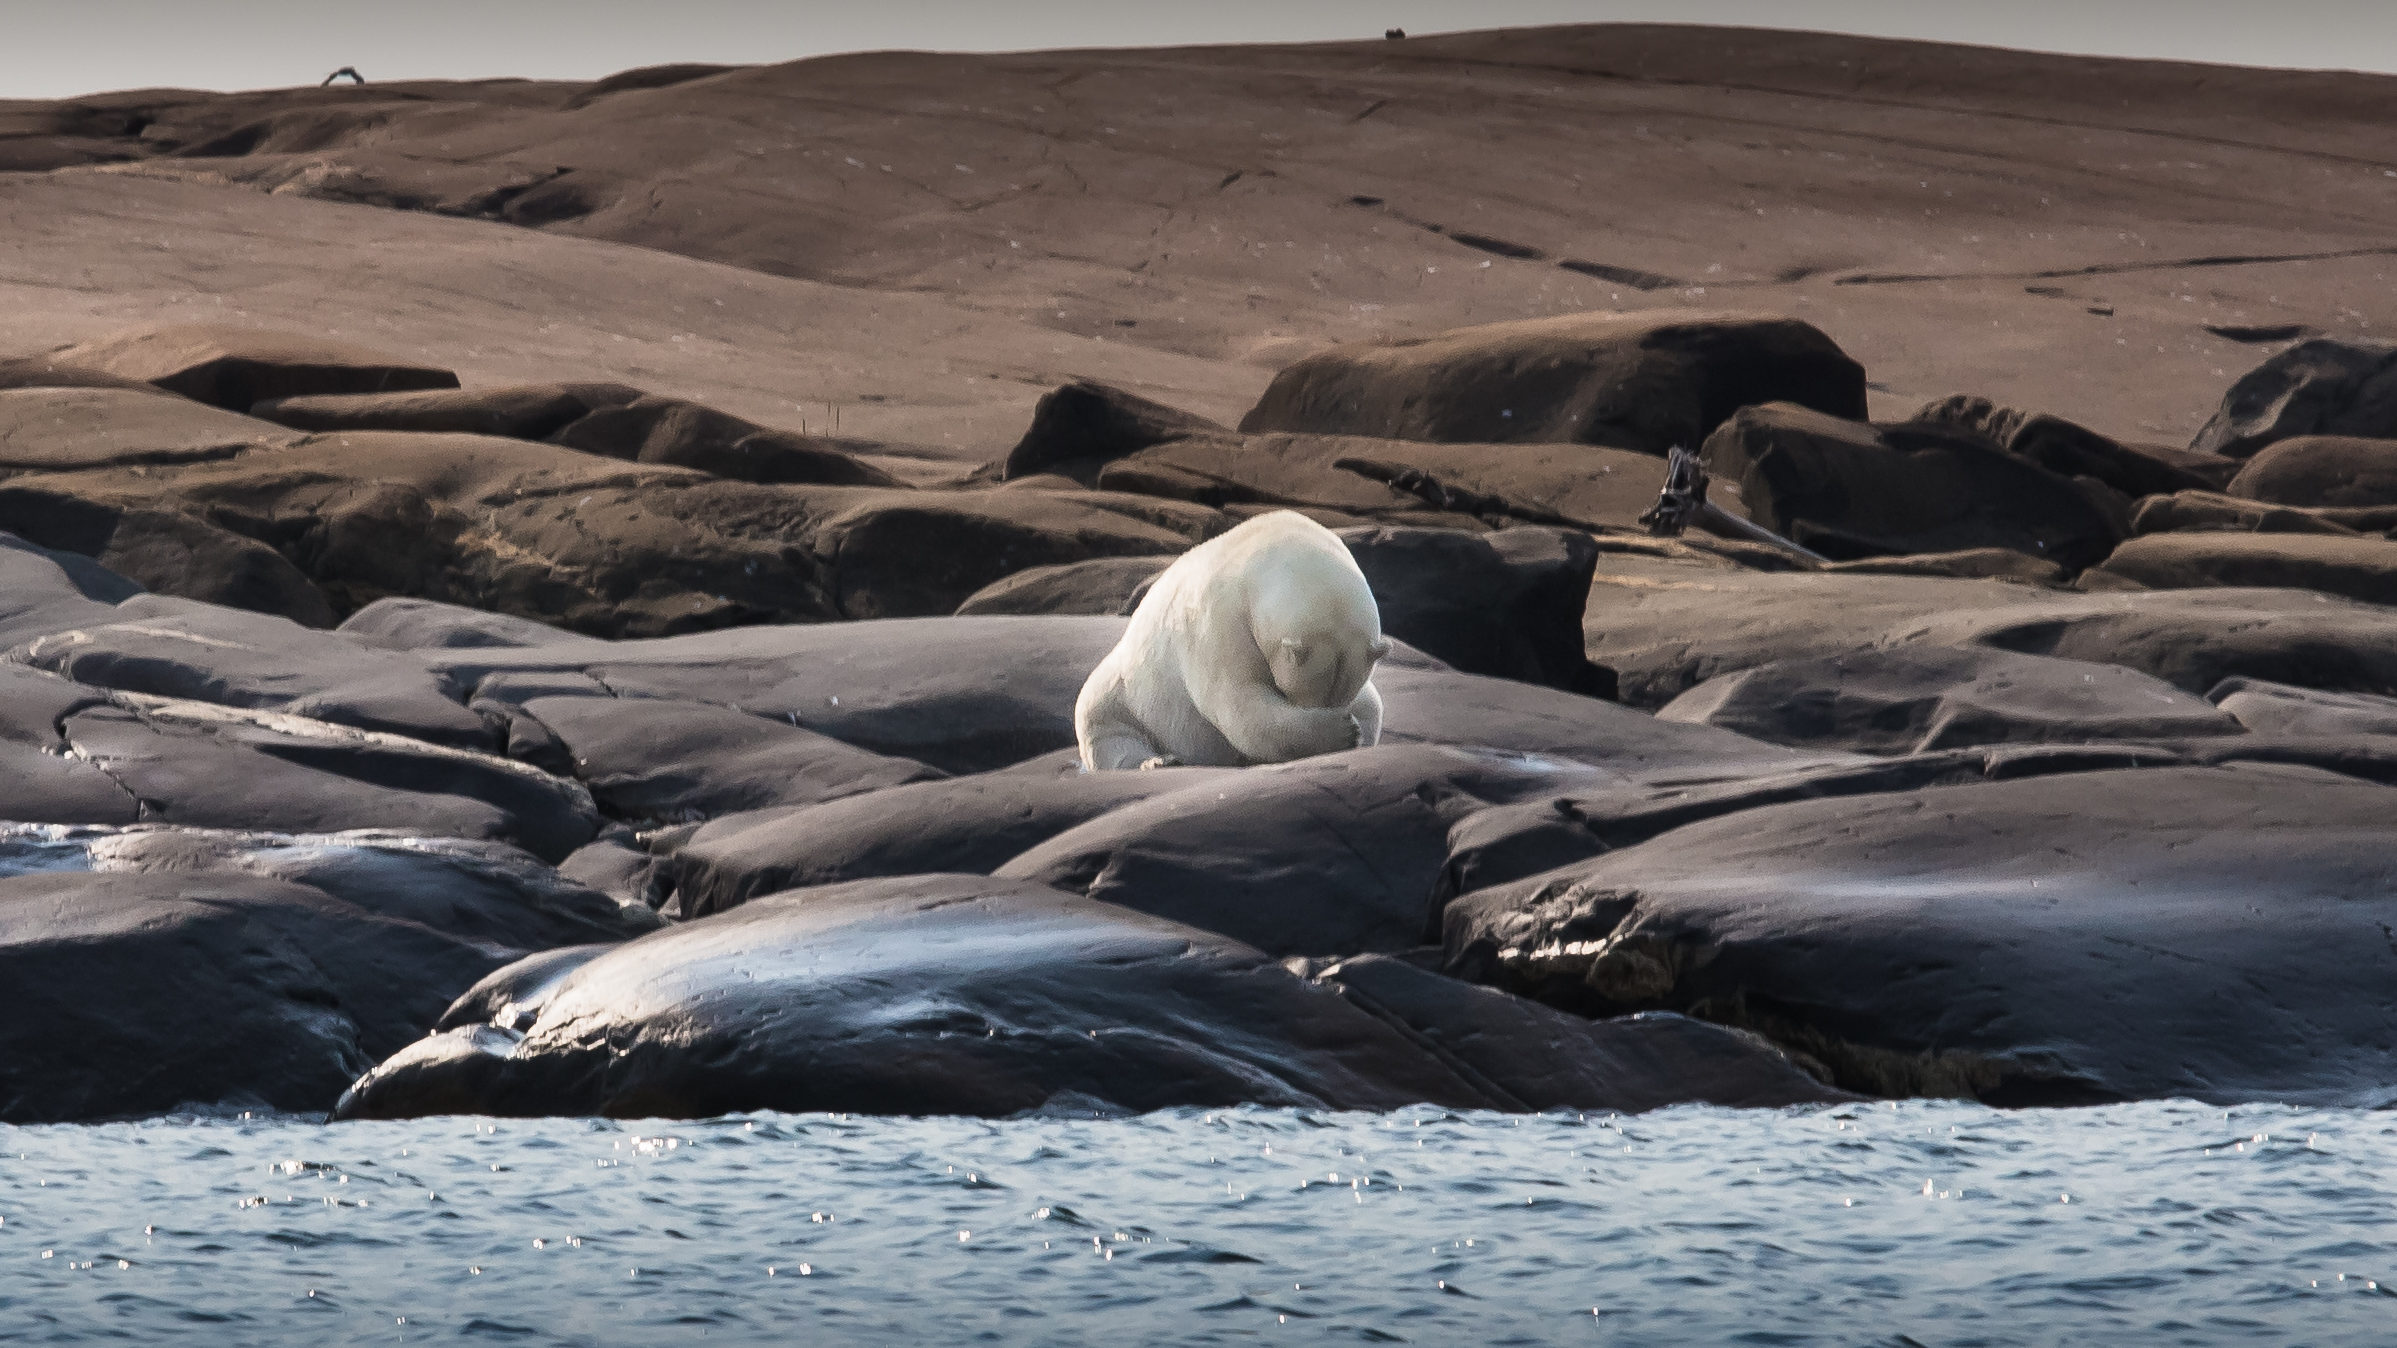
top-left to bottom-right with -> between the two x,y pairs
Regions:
2087,532 -> 2397,606
663,754 -> 1237,918
1700,402 -> 2120,566
2192,338 -> 2397,459
2225,434 -> 2397,508
0,869 -> 507,1121
954,555 -> 1174,615
1905,394 -> 2225,498
42,324 -> 459,412
12,426 -> 1193,631
1337,525 -> 1611,695
1656,646 -> 2245,754
2208,677 -> 2397,738
1099,428 -> 1666,530
1,822 -> 655,952
332,874 -> 1838,1120
2126,490 -> 2397,538
334,596 -> 605,651
489,694 -> 945,825
0,386 -> 290,475
0,530 -> 135,646
997,745 -> 1626,959
809,489 -> 1191,618
552,394 -> 901,486
1313,955 -> 1849,1110
0,664 -> 600,859
1442,764 -> 2397,1106
427,615 -> 1114,774
1238,311 -> 1868,454
0,485 -> 335,625
9,593 -> 491,748
999,380 -> 1235,481
1582,552 -> 2397,707
250,382 -> 644,440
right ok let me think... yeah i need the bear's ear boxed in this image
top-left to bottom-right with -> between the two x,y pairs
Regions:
1368,636 -> 1392,659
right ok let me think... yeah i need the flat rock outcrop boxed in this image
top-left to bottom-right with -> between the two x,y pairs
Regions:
2209,676 -> 2397,737
1656,646 -> 2244,754
1239,312 -> 1867,454
332,874 -> 1841,1120
2126,489 -> 2397,538
1582,553 -> 2397,706
2089,532 -> 2397,605
1443,764 -> 2397,1106
0,386 -> 291,474
43,324 -> 460,412
251,382 -> 644,440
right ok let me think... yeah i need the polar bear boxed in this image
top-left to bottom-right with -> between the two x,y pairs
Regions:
1076,510 -> 1390,771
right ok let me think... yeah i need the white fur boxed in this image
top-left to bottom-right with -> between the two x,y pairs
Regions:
1076,510 -> 1390,771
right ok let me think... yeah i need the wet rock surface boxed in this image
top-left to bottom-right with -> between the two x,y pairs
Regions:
333,875 -> 1841,1120
1655,646 -> 2244,754
1441,765 -> 2397,1107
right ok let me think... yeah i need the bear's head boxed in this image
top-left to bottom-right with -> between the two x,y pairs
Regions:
1270,628 -> 1391,708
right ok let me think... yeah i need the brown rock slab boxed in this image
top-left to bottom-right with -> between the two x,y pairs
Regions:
251,382 -> 644,439
2089,532 -> 2397,605
1906,394 -> 2227,498
551,393 -> 901,487
2226,434 -> 2397,509
1239,311 -> 1867,454
0,386 -> 292,474
2126,490 -> 2397,538
1583,552 -> 2397,706
954,555 -> 1174,616
0,485 -> 335,626
44,324 -> 459,412
1657,646 -> 2244,754
2193,338 -> 2397,459
1701,401 -> 2119,566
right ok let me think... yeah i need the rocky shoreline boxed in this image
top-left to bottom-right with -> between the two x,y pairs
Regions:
2,298 -> 2394,1123
7,24 -> 2397,1124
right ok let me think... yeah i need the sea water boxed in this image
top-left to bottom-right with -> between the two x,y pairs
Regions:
2,1100 -> 2392,1345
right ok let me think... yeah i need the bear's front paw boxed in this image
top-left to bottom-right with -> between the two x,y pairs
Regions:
1138,754 -> 1184,770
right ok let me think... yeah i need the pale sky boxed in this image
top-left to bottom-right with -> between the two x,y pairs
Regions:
5,0 -> 2395,100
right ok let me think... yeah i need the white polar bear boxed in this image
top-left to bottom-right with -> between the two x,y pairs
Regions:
1076,509 -> 1390,771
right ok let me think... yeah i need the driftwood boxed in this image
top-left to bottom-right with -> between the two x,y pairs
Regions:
1639,447 -> 1827,563
321,67 -> 365,87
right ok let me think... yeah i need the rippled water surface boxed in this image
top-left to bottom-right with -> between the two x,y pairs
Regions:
4,1101 -> 2394,1345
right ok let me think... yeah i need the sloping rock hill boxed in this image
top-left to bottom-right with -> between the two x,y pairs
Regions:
4,27 -> 2397,1124
5,24 -> 2396,449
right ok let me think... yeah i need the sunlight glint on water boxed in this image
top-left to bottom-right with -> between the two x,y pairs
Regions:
2,1101 -> 2393,1345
